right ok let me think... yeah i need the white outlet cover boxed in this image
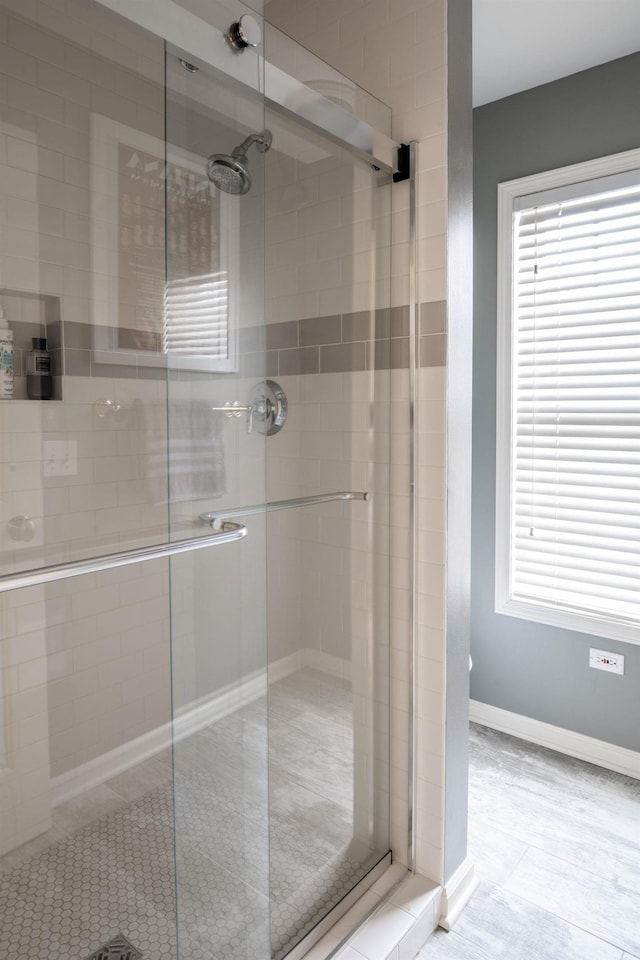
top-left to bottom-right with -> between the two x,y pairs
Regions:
589,647 -> 625,676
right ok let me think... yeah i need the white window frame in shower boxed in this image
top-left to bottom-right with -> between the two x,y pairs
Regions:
90,114 -> 239,373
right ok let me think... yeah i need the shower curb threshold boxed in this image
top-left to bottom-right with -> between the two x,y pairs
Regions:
302,865 -> 442,960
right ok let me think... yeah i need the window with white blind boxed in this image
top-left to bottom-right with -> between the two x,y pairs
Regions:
163,270 -> 232,360
162,162 -> 239,372
496,150 -> 640,645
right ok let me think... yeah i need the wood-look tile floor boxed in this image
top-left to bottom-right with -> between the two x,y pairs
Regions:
421,723 -> 640,960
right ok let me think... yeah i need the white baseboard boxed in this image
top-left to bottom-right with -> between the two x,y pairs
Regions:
267,648 -> 351,683
268,651 -> 302,684
302,647 -> 352,681
52,721 -> 167,808
470,699 -> 640,781
52,648 -> 350,807
52,668 -> 268,807
438,857 -> 479,931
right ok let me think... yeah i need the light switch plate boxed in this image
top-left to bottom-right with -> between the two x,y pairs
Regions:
43,440 -> 78,477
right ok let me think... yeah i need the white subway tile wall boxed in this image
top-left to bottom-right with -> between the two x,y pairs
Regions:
0,585 -> 52,856
0,6 -> 170,817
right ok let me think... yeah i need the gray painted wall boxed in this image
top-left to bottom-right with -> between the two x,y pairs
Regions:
472,53 -> 640,753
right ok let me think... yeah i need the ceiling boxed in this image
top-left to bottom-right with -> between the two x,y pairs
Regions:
473,0 -> 640,106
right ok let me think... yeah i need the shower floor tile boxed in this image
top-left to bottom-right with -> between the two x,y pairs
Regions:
0,781 -> 178,960
0,669 -> 381,960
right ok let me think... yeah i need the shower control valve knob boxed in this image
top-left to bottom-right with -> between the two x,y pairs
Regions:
248,380 -> 287,437
228,14 -> 261,50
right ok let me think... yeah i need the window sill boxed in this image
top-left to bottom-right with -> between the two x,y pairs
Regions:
495,596 -> 640,647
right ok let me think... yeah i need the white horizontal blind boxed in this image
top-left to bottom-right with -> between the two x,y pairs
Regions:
511,176 -> 640,627
163,271 -> 230,358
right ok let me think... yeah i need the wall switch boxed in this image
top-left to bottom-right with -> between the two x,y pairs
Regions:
43,440 -> 78,477
589,647 -> 625,675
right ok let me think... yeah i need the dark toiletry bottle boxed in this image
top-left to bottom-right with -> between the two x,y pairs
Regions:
26,338 -> 52,400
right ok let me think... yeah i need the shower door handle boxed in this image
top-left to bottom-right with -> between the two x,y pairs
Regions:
0,522 -> 248,594
200,491 -> 369,529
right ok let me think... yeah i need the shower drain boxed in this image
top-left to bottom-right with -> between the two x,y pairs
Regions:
84,934 -> 143,960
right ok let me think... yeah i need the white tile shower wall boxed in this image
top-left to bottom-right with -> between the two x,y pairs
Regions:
263,368 -> 391,852
263,0 -> 447,306
0,383 -> 268,781
264,0 -> 449,881
0,4 -> 171,792
0,384 -> 173,562
0,3 -> 167,541
44,559 -> 171,778
264,122 -> 392,659
0,6 -> 166,351
0,585 -> 52,855
7,0 -> 166,85
265,372 -> 390,659
264,23 -> 392,137
166,376 -> 269,715
0,0 -> 273,805
266,122 -> 392,325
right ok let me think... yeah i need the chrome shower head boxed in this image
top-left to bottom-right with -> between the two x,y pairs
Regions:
206,153 -> 251,195
206,129 -> 272,195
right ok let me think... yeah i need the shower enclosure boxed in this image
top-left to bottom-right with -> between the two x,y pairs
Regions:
0,1 -> 409,958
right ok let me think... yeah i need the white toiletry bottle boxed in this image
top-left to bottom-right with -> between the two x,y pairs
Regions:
0,308 -> 14,399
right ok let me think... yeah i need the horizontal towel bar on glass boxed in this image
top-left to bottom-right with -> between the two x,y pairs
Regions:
200,491 -> 369,530
0,521 -> 247,594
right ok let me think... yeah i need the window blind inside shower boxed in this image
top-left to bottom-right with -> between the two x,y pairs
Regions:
507,171 -> 640,630
163,271 -> 230,358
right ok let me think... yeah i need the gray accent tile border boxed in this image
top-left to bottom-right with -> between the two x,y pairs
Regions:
266,320 -> 297,351
320,341 -> 367,373
279,346 -> 319,376
7,300 -> 447,385
420,333 -> 447,368
267,302 -> 446,374
420,300 -> 447,335
299,314 -> 341,346
369,337 -> 410,370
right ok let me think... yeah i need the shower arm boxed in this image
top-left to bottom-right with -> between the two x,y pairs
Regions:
233,131 -> 271,157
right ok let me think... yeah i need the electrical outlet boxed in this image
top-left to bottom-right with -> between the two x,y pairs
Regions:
43,440 -> 77,477
589,647 -> 624,676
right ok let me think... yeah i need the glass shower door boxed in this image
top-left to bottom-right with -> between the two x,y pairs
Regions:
263,95 -> 393,958
164,29 -> 271,960
0,1 -> 272,959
